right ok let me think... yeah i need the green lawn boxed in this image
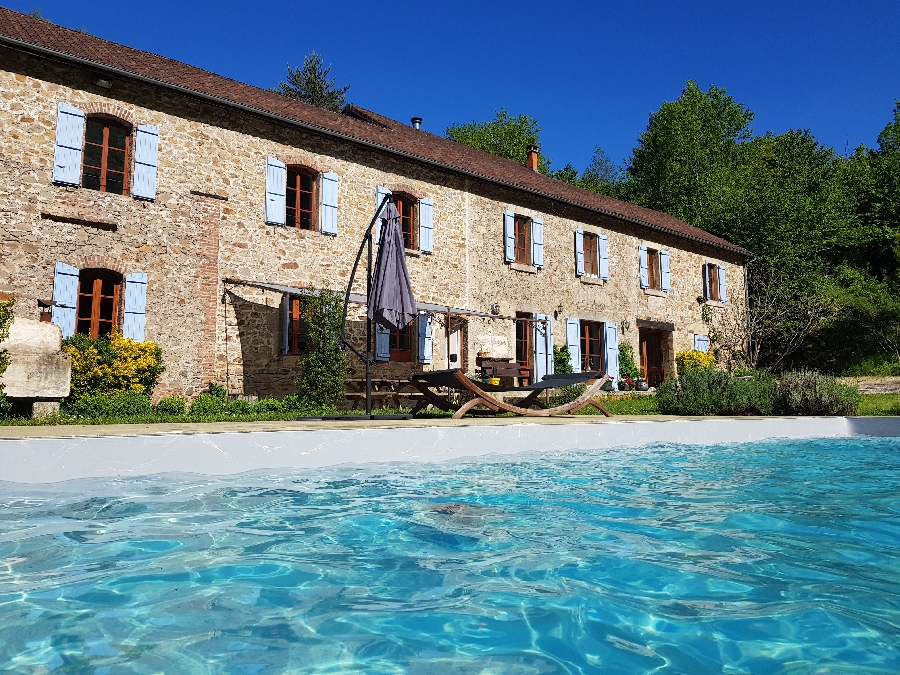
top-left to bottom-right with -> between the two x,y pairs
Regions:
858,393 -> 900,416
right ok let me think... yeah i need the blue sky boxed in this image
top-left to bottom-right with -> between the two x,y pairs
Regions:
11,0 -> 900,172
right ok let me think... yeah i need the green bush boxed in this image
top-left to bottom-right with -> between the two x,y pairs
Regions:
773,371 -> 860,416
618,343 -> 642,380
281,394 -> 304,411
254,398 -> 283,413
189,385 -> 227,417
296,290 -> 347,408
226,399 -> 254,415
62,331 -> 164,401
154,396 -> 187,416
65,391 -> 153,419
657,369 -> 775,416
0,297 -> 14,416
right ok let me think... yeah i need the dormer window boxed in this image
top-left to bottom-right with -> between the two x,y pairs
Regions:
82,118 -> 131,194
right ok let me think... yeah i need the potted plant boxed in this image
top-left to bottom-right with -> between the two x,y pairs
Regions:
635,377 -> 650,392
618,375 -> 635,391
601,378 -> 615,391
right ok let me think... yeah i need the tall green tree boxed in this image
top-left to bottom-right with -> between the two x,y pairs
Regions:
446,109 -> 552,174
274,52 -> 349,112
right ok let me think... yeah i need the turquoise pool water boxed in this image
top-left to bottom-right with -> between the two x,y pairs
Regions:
1,437 -> 898,674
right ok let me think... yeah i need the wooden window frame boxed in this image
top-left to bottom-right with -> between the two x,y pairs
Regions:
75,268 -> 122,338
706,264 -> 720,302
647,248 -> 661,290
394,193 -> 418,250
584,233 -> 599,277
514,216 -> 531,265
286,296 -> 309,355
389,320 -> 414,362
515,312 -> 533,384
285,168 -> 317,231
580,320 -> 605,372
82,117 -> 131,195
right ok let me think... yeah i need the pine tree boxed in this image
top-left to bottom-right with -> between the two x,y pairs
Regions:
274,52 -> 349,113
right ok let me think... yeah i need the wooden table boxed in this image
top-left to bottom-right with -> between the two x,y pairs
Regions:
344,379 -> 425,410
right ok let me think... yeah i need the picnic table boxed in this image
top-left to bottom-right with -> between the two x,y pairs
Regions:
344,378 -> 425,410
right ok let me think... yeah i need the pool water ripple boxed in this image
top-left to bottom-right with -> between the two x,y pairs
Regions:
0,437 -> 898,673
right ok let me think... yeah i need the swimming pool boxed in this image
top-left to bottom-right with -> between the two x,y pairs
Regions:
1,437 -> 898,673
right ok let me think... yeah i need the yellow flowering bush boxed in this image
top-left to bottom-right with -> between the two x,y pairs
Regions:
676,349 -> 716,374
63,330 -> 164,400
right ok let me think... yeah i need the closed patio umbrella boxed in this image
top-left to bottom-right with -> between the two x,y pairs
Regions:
368,201 -> 417,332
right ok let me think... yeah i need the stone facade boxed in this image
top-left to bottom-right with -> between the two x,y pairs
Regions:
0,45 -> 747,401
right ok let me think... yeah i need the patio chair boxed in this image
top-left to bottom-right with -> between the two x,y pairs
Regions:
408,368 -> 614,419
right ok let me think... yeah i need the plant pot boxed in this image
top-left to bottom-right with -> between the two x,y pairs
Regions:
601,380 -> 614,391
618,383 -> 632,392
635,380 -> 650,392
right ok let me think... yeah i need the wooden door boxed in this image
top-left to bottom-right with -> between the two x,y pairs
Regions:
639,329 -> 665,387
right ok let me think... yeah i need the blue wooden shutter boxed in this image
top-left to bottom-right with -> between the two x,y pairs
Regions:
280,295 -> 290,355
320,172 -> 339,235
417,314 -> 432,363
52,102 -> 85,186
374,186 -> 392,243
702,263 -> 710,299
532,217 -> 544,268
375,324 -> 391,361
122,272 -> 148,341
565,318 -> 581,373
419,198 -> 433,253
694,334 -> 710,352
503,210 -> 515,262
533,314 -> 553,380
132,124 -> 159,200
718,265 -> 728,303
598,234 -> 609,280
265,156 -> 286,225
639,246 -> 649,288
603,322 -> 619,387
51,262 -> 79,338
574,229 -> 585,276
660,250 -> 671,291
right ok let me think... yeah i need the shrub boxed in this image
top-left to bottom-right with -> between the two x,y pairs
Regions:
63,331 -> 164,401
553,345 -> 574,374
618,343 -> 642,380
189,384 -> 227,417
676,349 -> 716,374
155,396 -> 187,416
0,297 -> 14,416
296,291 -> 347,408
773,371 -> 860,416
281,394 -> 304,411
65,390 -> 153,419
226,399 -> 254,415
657,369 -> 774,416
254,398 -> 283,414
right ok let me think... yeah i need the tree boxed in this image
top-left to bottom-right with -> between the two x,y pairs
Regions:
274,52 -> 349,112
446,109 -> 552,174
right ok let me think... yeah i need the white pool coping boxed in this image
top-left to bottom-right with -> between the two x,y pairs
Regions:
1,416 -> 898,484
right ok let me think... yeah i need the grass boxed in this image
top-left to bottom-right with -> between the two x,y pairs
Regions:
857,393 -> 900,416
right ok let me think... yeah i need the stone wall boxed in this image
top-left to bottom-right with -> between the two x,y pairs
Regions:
0,47 -> 747,401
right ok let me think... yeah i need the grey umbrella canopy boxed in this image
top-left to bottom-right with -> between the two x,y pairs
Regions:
368,201 -> 417,332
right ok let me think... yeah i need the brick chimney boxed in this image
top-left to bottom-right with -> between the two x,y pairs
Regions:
526,145 -> 539,171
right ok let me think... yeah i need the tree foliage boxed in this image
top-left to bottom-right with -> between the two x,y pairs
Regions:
296,290 -> 347,408
274,52 -> 349,112
446,109 -> 552,174
0,298 -> 14,415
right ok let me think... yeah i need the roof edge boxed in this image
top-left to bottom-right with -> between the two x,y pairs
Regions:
0,33 -> 751,258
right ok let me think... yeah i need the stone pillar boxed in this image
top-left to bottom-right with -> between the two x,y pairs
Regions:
191,193 -> 224,393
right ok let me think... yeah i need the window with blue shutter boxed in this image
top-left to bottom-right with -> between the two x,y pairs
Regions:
639,246 -> 649,288
52,102 -> 85,186
598,234 -> 609,280
574,229 -> 585,276
132,125 -> 159,200
419,198 -> 433,254
51,262 -> 79,338
122,272 -> 148,341
417,314 -> 433,363
375,324 -> 391,362
320,171 -> 339,235
532,217 -> 544,268
503,210 -> 515,263
694,334 -> 710,352
265,156 -> 286,225
603,322 -> 619,388
375,186 -> 391,243
565,318 -> 581,373
718,265 -> 728,303
660,250 -> 671,291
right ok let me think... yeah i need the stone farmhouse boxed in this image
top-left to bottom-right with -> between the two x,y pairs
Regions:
0,8 -> 750,401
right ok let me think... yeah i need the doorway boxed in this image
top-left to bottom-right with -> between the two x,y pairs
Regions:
639,329 -> 666,387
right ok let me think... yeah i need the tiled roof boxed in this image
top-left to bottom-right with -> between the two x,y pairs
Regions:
0,7 -> 750,256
